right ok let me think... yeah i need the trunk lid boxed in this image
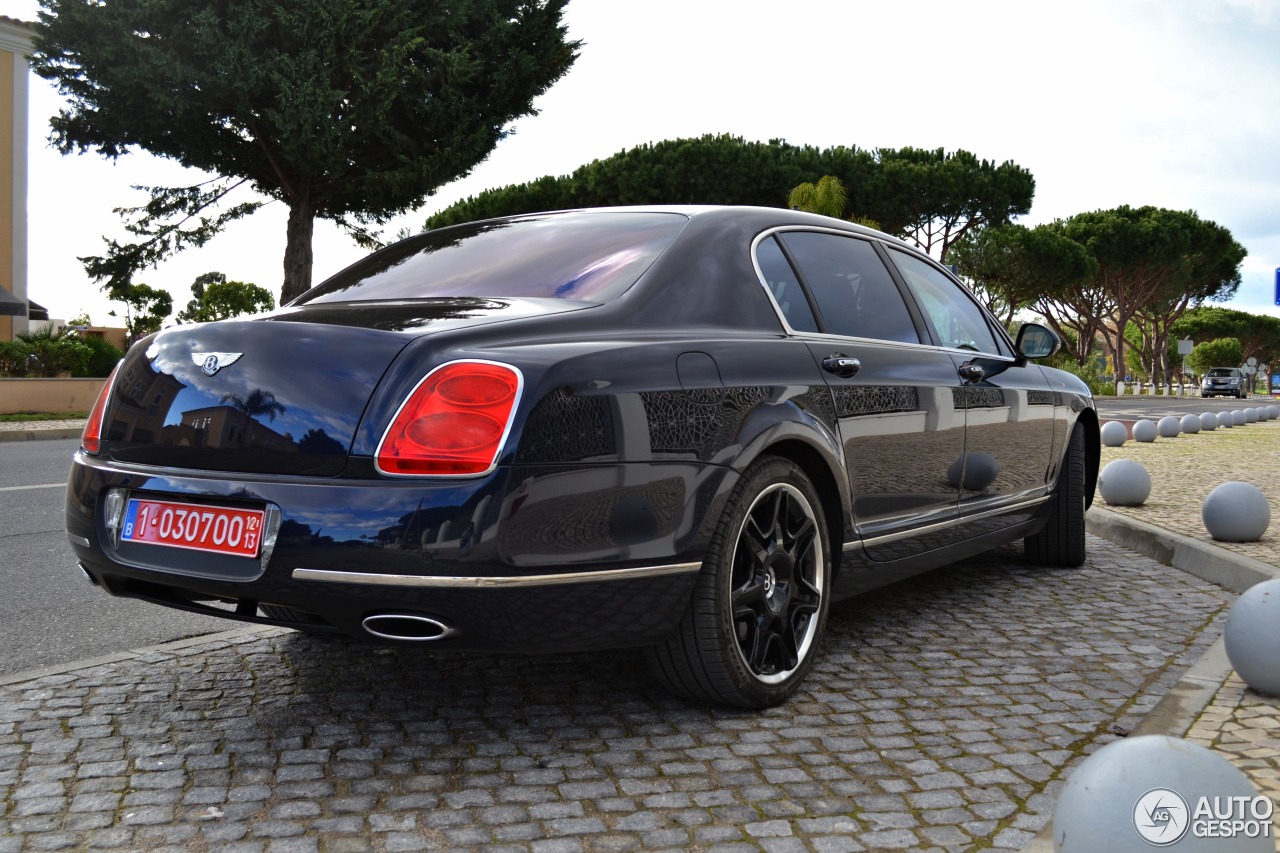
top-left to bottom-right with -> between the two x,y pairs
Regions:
99,298 -> 586,476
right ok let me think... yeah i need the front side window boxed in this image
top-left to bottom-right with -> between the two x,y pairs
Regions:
887,249 -> 1002,354
297,212 -> 688,306
777,232 -> 919,344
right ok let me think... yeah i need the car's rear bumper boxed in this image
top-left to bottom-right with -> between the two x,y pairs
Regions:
67,452 -> 733,653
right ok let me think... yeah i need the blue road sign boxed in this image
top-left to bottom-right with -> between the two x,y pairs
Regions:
1276,267 -> 1280,305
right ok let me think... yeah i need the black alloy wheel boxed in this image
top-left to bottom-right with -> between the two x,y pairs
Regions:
647,456 -> 831,708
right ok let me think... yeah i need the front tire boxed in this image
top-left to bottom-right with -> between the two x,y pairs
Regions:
1025,424 -> 1086,567
647,456 -> 831,708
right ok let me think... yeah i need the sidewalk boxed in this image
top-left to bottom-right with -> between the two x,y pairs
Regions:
1025,404 -> 1280,852
0,419 -> 86,442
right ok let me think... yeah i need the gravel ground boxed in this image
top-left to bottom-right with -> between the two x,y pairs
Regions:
1097,414 -> 1279,563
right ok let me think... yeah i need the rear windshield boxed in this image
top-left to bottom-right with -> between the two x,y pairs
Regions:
295,211 -> 688,306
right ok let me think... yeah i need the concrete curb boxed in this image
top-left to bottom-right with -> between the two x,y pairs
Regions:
1020,511 -> 1272,852
1086,505 -> 1280,593
0,624 -> 290,687
0,427 -> 83,442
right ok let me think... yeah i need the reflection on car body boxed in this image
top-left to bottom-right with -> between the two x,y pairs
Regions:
67,206 -> 1100,708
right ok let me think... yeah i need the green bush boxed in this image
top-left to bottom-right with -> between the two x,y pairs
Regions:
1188,338 -> 1243,375
0,339 -> 35,376
1027,324 -> 1115,396
1052,359 -> 1114,396
1041,346 -> 1114,396
15,327 -> 94,376
74,336 -> 124,377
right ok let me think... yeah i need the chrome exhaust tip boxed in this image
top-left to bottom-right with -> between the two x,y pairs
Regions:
361,614 -> 457,642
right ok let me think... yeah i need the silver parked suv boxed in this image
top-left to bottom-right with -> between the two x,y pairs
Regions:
1201,367 -> 1247,398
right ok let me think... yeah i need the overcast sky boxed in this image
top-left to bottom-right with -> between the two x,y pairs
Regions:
9,0 -> 1280,325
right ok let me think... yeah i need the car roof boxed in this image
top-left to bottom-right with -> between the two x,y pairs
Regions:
469,204 -> 927,257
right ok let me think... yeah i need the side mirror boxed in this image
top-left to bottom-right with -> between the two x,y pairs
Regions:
1015,323 -> 1060,360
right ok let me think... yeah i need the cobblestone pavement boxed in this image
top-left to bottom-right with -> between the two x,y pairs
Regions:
1,537 -> 1232,853
1186,674 -> 1280,808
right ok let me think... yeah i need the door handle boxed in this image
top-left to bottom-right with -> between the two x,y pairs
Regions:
822,355 -> 861,378
958,362 -> 986,383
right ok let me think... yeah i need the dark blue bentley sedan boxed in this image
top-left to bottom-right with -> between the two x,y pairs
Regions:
67,206 -> 1099,708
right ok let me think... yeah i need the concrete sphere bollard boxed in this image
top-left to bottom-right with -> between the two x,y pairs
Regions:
1053,735 -> 1272,853
1232,409 -> 1248,426
1157,416 -> 1181,437
1100,421 -> 1129,447
1219,412 -> 1233,429
1203,481 -> 1271,542
1098,459 -> 1151,506
1267,405 -> 1279,420
1244,407 -> 1259,423
1199,412 -> 1218,431
1132,419 -> 1158,442
946,451 -> 999,491
1224,579 -> 1280,696
1180,413 -> 1202,434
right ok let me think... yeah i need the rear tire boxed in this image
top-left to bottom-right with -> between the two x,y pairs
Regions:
646,456 -> 831,708
1025,424 -> 1086,567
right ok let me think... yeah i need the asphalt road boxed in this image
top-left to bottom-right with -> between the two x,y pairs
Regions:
0,439 -> 228,679
1095,393 -> 1278,420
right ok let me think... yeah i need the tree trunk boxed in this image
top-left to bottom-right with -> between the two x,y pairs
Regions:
1153,328 -> 1170,390
281,195 -> 316,305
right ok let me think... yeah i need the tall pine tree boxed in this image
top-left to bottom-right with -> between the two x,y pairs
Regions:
33,0 -> 580,303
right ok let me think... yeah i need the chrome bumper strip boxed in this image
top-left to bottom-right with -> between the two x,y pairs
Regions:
68,534 -> 92,548
843,495 -> 1050,552
293,561 -> 703,589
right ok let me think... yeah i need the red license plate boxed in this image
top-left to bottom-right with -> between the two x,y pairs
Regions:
122,499 -> 265,558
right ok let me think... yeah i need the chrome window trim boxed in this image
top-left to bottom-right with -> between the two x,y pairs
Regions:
293,561 -> 702,589
842,494 -> 1050,551
752,226 -> 925,345
880,243 -> 1019,358
750,226 -> 968,353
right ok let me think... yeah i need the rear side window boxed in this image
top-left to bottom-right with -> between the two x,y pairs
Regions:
297,212 -> 688,305
887,248 -> 1002,354
755,236 -> 819,332
778,232 -> 919,344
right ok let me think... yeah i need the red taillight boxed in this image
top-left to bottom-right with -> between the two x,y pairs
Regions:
376,361 -> 522,476
82,361 -> 122,455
